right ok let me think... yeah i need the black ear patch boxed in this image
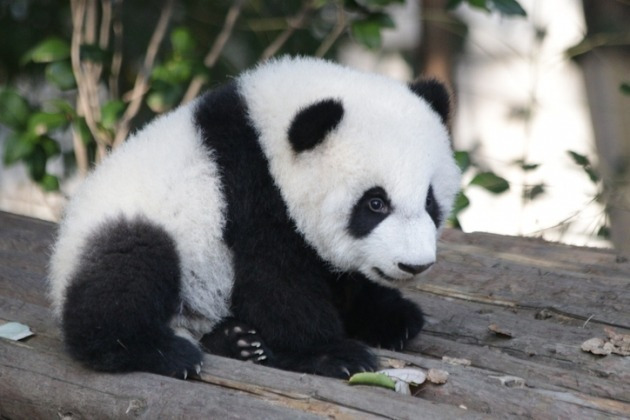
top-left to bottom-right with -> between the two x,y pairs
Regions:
288,99 -> 344,153
409,80 -> 450,125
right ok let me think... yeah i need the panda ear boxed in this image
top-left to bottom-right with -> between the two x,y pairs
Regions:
409,79 -> 450,125
288,99 -> 344,153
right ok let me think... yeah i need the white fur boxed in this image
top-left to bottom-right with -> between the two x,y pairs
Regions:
48,100 -> 233,337
239,56 -> 461,283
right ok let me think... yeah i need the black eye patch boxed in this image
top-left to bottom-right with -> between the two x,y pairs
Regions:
426,185 -> 441,227
348,186 -> 391,238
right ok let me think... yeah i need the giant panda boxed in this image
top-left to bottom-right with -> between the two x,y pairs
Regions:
49,56 -> 461,379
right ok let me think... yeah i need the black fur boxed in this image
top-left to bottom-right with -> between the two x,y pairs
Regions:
288,99 -> 344,153
330,273 -> 424,351
347,186 -> 391,238
61,217 -> 202,378
194,83 -> 423,378
409,80 -> 450,125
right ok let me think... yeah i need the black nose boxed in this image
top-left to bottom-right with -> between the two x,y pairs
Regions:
397,262 -> 433,275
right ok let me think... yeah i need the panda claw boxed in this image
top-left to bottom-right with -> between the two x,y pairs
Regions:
341,367 -> 351,378
195,364 -> 202,375
257,355 -> 267,362
248,330 -> 257,334
251,341 -> 261,348
182,369 -> 188,380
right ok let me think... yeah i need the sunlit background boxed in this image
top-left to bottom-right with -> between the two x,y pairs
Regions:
1,0 -> 627,251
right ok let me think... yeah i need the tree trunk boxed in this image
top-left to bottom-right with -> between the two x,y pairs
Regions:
578,0 -> 630,256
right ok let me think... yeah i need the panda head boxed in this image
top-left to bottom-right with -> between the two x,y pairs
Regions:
240,57 -> 461,284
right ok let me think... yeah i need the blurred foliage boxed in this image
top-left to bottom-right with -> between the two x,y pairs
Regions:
1,0 -> 414,190
0,0 -> 526,232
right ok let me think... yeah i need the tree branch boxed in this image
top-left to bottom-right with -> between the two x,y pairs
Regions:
109,2 -> 123,100
181,0 -> 246,104
315,4 -> 346,57
260,0 -> 315,62
113,0 -> 174,147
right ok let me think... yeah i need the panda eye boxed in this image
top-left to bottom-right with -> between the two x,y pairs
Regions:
368,198 -> 388,214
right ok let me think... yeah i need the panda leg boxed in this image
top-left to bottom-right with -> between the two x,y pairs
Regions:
61,217 -> 203,379
331,273 -> 424,351
269,339 -> 377,379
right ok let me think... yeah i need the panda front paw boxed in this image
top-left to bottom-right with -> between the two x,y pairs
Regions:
200,318 -> 271,363
369,298 -> 424,351
346,294 -> 424,351
274,339 -> 377,379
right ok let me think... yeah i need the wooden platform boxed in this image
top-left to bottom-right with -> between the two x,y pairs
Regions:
1,210 -> 629,419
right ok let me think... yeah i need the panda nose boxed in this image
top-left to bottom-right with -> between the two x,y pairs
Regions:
397,262 -> 433,275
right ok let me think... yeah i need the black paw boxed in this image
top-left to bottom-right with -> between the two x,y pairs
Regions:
200,318 -> 271,363
350,296 -> 424,351
140,335 -> 204,379
274,339 -> 377,379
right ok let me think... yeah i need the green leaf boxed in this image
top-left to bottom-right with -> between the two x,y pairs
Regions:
467,0 -> 490,11
349,372 -> 396,390
22,37 -> 70,64
3,132 -> 35,165
355,0 -> 404,8
523,183 -> 545,201
513,159 -> 539,171
567,150 -> 590,167
46,60 -> 76,90
446,0 -> 465,10
489,0 -> 527,16
100,100 -> 126,130
171,27 -> 196,57
620,82 -> 630,96
26,146 -> 47,181
40,136 -> 61,158
73,118 -> 93,145
47,99 -> 77,118
80,44 -> 109,63
585,167 -> 599,183
452,191 -> 470,214
152,59 -> 194,84
470,171 -> 510,193
351,14 -> 394,49
454,151 -> 471,172
146,85 -> 182,113
39,173 -> 60,192
0,89 -> 32,129
27,111 -> 68,136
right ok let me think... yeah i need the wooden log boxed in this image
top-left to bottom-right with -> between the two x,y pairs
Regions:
0,339 -> 329,419
2,211 -> 630,419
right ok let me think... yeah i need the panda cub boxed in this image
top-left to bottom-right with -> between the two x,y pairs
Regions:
49,56 -> 461,379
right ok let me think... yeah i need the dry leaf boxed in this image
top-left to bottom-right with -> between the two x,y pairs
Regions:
442,356 -> 471,366
581,338 -> 613,355
380,357 -> 407,369
0,321 -> 34,341
488,323 -> 513,338
605,328 -> 630,356
491,375 -> 526,388
427,368 -> 449,384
